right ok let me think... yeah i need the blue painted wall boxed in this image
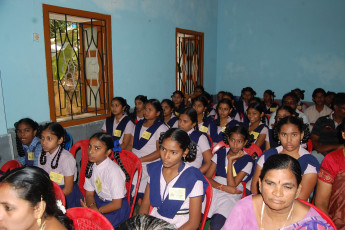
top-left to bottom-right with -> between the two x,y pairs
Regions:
216,0 -> 345,101
0,0 -> 218,134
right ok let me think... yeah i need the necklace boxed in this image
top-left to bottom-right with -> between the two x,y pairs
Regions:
260,200 -> 294,230
39,221 -> 46,230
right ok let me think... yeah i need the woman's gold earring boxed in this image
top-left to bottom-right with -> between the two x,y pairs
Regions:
37,196 -> 43,227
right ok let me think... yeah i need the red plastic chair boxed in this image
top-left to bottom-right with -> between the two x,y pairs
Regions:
243,143 -> 263,158
52,181 -> 66,207
212,141 -> 228,155
66,207 -> 114,230
0,160 -> 22,175
201,176 -> 213,230
298,199 -> 336,230
207,134 -> 213,151
70,139 -> 90,197
307,139 -> 313,153
112,150 -> 142,217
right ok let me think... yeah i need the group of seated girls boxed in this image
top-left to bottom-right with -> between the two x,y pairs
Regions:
5,86 -> 341,230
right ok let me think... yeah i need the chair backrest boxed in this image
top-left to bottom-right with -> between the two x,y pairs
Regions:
52,181 -> 66,207
243,143 -> 263,158
307,139 -> 313,153
0,160 -> 22,174
212,141 -> 228,155
64,132 -> 73,151
297,198 -> 337,229
200,176 -> 213,230
113,150 -> 142,217
66,207 -> 114,230
70,139 -> 90,197
207,134 -> 213,151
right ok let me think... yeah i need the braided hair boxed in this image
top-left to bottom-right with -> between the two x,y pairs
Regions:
39,122 -> 66,169
216,98 -> 233,126
14,118 -> 39,157
223,125 -> 253,148
159,128 -> 197,163
85,133 -> 130,182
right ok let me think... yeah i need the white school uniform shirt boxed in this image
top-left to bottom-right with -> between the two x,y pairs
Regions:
166,114 -> 178,128
249,122 -> 269,143
186,129 -> 211,169
101,115 -> 135,144
269,109 -> 310,129
204,148 -> 253,218
257,146 -> 317,175
84,158 -> 127,201
149,164 -> 204,228
132,123 -> 169,194
38,147 -> 77,186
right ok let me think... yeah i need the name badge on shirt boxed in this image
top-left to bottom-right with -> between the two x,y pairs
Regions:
169,188 -> 186,201
49,172 -> 64,184
141,131 -> 152,140
232,165 -> 237,177
250,131 -> 259,140
95,177 -> 103,194
200,125 -> 208,133
222,126 -> 226,133
28,152 -> 35,161
297,105 -> 302,110
114,130 -> 122,137
269,107 -> 276,113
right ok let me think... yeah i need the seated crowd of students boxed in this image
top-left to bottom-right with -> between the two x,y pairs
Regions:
1,86 -> 344,230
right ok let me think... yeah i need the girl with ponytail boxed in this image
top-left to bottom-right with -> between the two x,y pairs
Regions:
82,132 -> 130,228
38,122 -> 82,208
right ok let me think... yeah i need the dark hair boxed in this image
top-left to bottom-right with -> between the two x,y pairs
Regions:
338,118 -> 345,145
325,91 -> 336,97
264,90 -> 276,99
249,97 -> 262,105
0,166 -> 74,229
85,132 -> 130,181
112,97 -> 130,115
247,102 -> 265,123
159,128 -> 197,163
241,87 -> 256,97
14,118 -> 39,157
217,91 -> 226,97
333,93 -> 345,106
223,125 -> 252,148
180,108 -> 198,131
192,95 -> 209,122
195,85 -> 205,93
171,90 -> 185,99
132,95 -> 148,118
282,92 -> 299,104
39,122 -> 66,169
259,154 -> 302,186
312,88 -> 326,98
117,214 -> 176,230
275,106 -> 298,121
292,88 -> 305,100
222,92 -> 234,101
202,91 -> 212,103
161,99 -> 175,110
216,98 -> 233,126
274,116 -> 310,144
146,99 -> 163,121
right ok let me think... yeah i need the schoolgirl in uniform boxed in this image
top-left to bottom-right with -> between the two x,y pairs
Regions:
130,95 -> 147,124
81,132 -> 130,228
263,89 -> 279,115
208,99 -> 239,146
205,126 -> 254,230
192,95 -> 214,133
131,99 -> 169,197
171,90 -> 187,116
235,87 -> 256,121
14,118 -> 42,166
161,99 -> 178,128
139,128 -> 208,229
178,108 -> 212,173
38,122 -> 82,208
251,116 -> 320,201
102,97 -> 134,151
245,102 -> 270,151
293,88 -> 309,112
222,92 -> 242,122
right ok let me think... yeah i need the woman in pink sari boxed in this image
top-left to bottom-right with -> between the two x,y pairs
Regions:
315,119 -> 345,230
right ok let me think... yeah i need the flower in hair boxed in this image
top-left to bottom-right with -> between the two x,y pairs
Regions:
56,200 -> 66,214
113,139 -> 122,153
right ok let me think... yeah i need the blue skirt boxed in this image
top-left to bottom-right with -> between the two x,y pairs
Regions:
95,194 -> 130,228
59,183 -> 83,208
